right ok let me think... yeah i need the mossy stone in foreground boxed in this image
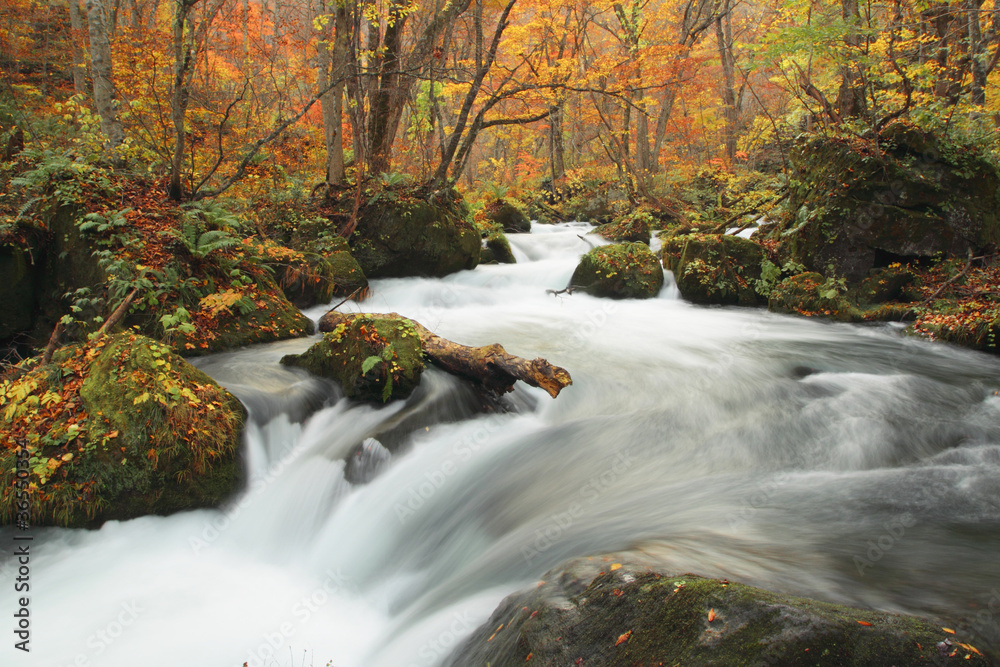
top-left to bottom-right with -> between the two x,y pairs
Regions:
571,242 -> 663,299
281,314 -> 424,402
446,557 -> 990,666
0,333 -> 245,527
662,233 -> 767,306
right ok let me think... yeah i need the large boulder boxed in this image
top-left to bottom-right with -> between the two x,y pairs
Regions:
476,197 -> 530,233
270,236 -> 368,308
769,272 -> 856,320
281,313 -> 424,402
446,556 -> 990,667
571,242 -> 664,299
661,233 -> 768,306
175,279 -> 313,356
350,188 -> 480,278
0,333 -> 246,527
593,208 -> 654,243
779,122 -> 1000,282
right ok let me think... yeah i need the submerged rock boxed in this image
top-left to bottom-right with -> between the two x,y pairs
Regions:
350,188 -> 480,278
0,333 -> 245,527
661,233 -> 767,306
571,242 -> 663,299
446,556 -> 990,666
281,313 -> 425,402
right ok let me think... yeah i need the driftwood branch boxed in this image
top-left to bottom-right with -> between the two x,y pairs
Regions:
319,311 -> 572,398
97,288 -> 139,337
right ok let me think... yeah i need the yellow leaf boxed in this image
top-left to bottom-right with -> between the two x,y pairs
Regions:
943,628 -> 956,634
610,563 -> 622,571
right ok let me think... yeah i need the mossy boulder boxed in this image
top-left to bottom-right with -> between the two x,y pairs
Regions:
280,313 -> 424,402
475,219 -> 517,265
274,236 -> 369,308
476,197 -> 530,233
571,242 -> 664,299
446,557 -> 990,667
778,122 -> 1000,282
176,280 -> 313,356
661,233 -> 768,306
593,208 -> 653,243
0,333 -> 246,528
350,188 -> 480,278
769,272 -> 856,320
852,265 -> 917,306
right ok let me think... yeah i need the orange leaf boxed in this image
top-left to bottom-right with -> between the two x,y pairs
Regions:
857,621 -> 872,626
943,628 -> 956,634
615,631 -> 632,646
708,609 -> 716,622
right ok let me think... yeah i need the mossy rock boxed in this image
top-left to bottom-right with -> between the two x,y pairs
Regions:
475,219 -> 517,265
593,208 -> 653,243
661,233 -> 767,306
280,313 -> 424,402
0,333 -> 246,528
446,557 -> 991,667
769,273 -> 856,320
777,123 -> 1000,282
852,265 -> 916,306
571,242 -> 663,299
350,188 -> 481,278
277,247 -> 368,308
476,197 -> 530,233
177,282 -> 313,356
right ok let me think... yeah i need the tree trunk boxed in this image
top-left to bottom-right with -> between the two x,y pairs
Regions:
549,103 -> 566,183
715,6 -> 738,162
68,0 -> 88,96
169,0 -> 194,200
315,0 -> 347,187
85,0 -> 125,148
318,311 -> 573,397
835,0 -> 866,120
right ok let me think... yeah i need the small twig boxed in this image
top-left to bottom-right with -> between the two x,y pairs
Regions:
328,284 -> 369,312
710,192 -> 788,234
577,234 -> 597,248
546,285 -> 580,296
921,249 -> 975,306
40,320 -> 64,365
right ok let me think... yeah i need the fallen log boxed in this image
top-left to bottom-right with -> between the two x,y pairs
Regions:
318,310 -> 572,398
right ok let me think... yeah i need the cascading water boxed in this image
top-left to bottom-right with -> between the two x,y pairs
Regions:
3,222 -> 1000,667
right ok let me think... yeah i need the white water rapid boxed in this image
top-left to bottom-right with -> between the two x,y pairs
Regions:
3,222 -> 1000,667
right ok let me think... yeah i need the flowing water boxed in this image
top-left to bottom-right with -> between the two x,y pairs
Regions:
4,222 -> 1000,667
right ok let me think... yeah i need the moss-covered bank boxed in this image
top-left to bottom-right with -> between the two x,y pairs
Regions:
446,557 -> 991,666
0,332 -> 245,527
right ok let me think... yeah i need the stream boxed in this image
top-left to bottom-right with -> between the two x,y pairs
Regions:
3,222 -> 1000,666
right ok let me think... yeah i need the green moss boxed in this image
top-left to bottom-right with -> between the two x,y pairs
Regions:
769,272 -> 857,320
593,208 -> 653,243
448,562 -> 990,666
351,188 -> 481,278
662,233 -> 767,306
571,242 -> 664,299
278,248 -> 368,308
775,123 -> 1000,281
476,197 -> 530,233
281,314 -> 425,402
0,333 -> 245,528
